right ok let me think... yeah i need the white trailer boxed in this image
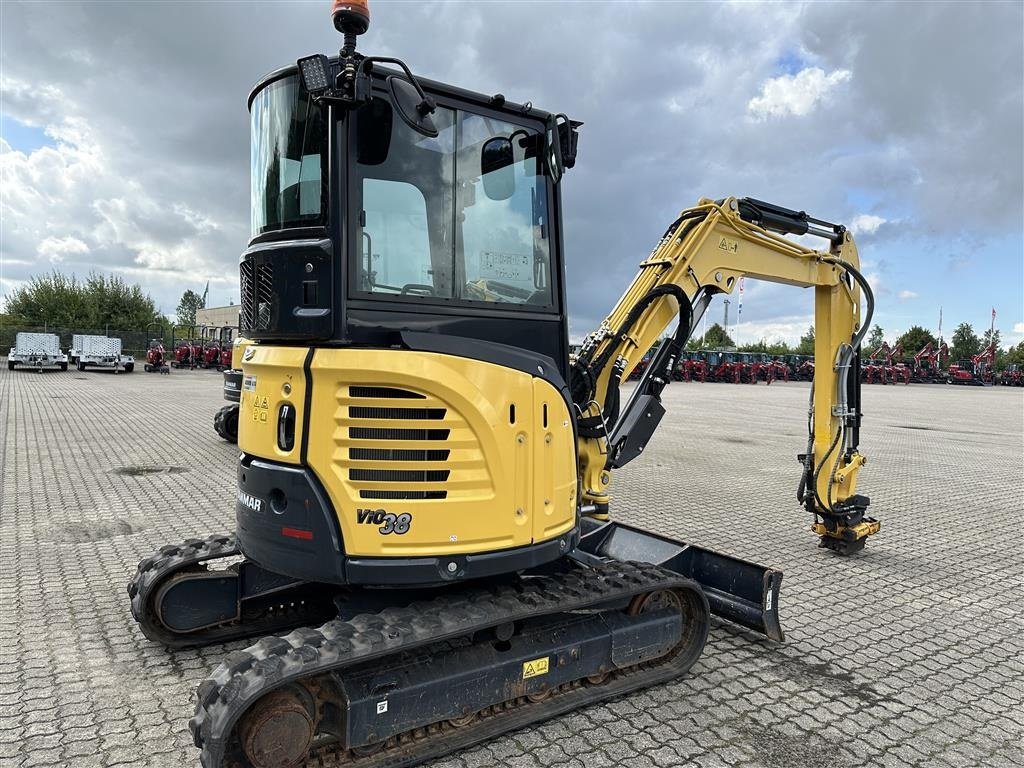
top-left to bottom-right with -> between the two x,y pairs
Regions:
7,332 -> 68,371
69,334 -> 135,372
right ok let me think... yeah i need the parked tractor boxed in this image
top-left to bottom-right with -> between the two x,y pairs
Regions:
171,325 -> 200,369
143,323 -> 170,373
949,343 -> 997,385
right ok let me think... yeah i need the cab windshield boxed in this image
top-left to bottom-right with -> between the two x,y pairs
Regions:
353,97 -> 553,307
250,76 -> 327,236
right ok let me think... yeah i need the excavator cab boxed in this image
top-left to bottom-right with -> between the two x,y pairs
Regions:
244,56 -> 572,379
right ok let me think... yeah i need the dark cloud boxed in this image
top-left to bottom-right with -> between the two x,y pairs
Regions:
1,1 -> 1020,339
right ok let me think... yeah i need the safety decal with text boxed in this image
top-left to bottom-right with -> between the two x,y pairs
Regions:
522,656 -> 550,680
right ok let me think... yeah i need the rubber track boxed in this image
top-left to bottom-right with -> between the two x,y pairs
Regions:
214,404 -> 239,443
128,534 -> 247,647
190,560 -> 709,768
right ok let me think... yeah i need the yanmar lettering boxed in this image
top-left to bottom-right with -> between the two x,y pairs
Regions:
238,491 -> 263,513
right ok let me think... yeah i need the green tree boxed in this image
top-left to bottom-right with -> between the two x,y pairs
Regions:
739,338 -> 793,356
796,325 -> 815,356
687,322 -> 734,350
1004,340 -> 1024,368
981,327 -> 1004,369
951,322 -> 981,362
176,289 -> 205,326
867,324 -> 885,351
896,325 -> 938,356
2,270 -> 160,329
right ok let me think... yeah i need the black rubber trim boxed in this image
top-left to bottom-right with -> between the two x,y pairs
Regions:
345,525 -> 580,586
299,347 -> 316,464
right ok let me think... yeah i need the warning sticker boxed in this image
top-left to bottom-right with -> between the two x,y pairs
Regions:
718,237 -> 739,254
522,656 -> 550,680
251,393 -> 270,423
242,375 -> 257,392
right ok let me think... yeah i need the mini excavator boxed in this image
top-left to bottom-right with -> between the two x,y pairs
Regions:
129,3 -> 879,766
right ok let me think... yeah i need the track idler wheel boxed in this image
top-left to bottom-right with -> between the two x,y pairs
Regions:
237,686 -> 317,768
627,588 -> 683,617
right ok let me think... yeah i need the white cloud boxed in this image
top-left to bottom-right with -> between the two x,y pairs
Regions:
731,314 -> 815,346
850,214 -> 887,235
747,67 -> 852,120
36,236 -> 89,263
0,75 -> 237,312
1014,322 -> 1024,334
898,290 -> 918,300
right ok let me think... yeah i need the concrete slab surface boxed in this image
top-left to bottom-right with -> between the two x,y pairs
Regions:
1,365 -> 1021,768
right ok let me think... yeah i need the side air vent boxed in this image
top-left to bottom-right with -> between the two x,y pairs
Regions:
345,386 -> 452,500
349,386 -> 424,399
240,260 -> 274,332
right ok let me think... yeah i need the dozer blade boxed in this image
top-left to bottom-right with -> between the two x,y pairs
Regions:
574,519 -> 784,641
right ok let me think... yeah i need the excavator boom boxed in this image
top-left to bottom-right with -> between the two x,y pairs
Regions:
570,197 -> 878,552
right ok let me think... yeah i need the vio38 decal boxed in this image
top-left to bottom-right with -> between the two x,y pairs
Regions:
357,508 -> 412,535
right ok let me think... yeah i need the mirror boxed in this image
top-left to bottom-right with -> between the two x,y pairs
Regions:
544,114 -> 563,184
387,75 -> 438,138
481,137 -> 515,201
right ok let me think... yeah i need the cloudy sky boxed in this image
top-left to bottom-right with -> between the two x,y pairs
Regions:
2,1 -> 1022,347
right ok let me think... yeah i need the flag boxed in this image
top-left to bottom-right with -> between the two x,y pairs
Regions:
992,307 -> 996,320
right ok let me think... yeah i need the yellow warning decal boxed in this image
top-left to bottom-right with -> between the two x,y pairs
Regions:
522,656 -> 549,679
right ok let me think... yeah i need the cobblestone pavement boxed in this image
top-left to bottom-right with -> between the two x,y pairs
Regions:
1,365 -> 1022,768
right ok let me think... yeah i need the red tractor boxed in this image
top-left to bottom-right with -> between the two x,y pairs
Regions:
949,343 -> 997,385
627,349 -> 655,381
171,325 -> 200,369
884,342 -> 909,385
863,342 -> 890,384
910,341 -> 948,383
143,322 -> 170,374
199,328 -> 223,369
710,352 -> 743,383
675,351 -> 708,382
765,358 -> 790,385
998,364 -> 1023,386
217,327 -> 234,370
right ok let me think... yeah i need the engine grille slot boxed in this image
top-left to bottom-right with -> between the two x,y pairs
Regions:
240,260 -> 274,332
359,490 -> 447,500
343,386 -> 456,501
350,469 -> 450,483
349,386 -> 425,399
350,406 -> 447,420
349,428 -> 451,441
350,448 -> 451,462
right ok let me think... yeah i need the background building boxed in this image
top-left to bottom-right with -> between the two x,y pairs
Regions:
195,304 -> 240,332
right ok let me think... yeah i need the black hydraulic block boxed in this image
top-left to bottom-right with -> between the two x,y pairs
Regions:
608,394 -> 666,468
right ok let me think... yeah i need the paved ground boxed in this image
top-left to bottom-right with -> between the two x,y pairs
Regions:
1,365 -> 1022,768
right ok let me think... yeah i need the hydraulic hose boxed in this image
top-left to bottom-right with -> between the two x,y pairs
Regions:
570,210 -> 706,412
805,256 -> 875,515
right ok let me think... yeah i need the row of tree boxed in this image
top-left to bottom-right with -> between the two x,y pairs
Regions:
0,271 -> 208,330
687,321 -> 1024,370
4,271 -> 1023,370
